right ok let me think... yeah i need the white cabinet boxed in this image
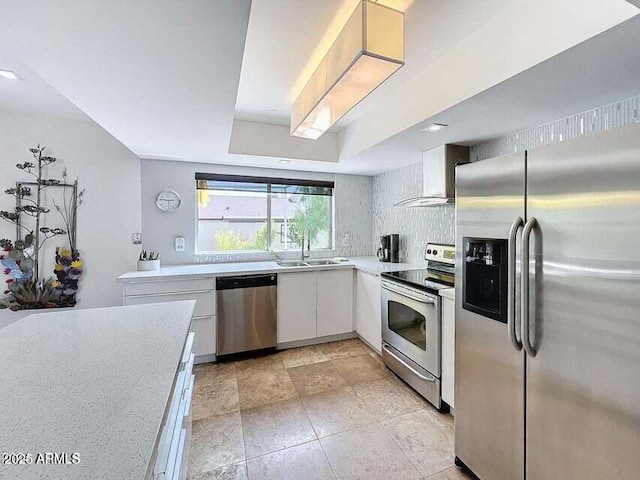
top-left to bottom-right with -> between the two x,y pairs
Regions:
441,289 -> 455,409
277,272 -> 318,343
355,270 -> 382,353
123,278 -> 216,362
277,269 -> 354,345
317,269 -> 354,337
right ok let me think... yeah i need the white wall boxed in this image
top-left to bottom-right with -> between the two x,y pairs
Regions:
140,158 -> 372,264
0,111 -> 142,328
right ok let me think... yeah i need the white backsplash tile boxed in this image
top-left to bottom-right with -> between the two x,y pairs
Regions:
470,95 -> 640,161
372,162 -> 455,264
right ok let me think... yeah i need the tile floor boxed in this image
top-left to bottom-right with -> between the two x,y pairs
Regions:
188,338 -> 471,480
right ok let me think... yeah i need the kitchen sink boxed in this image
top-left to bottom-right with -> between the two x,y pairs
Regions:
276,260 -> 309,267
276,259 -> 342,267
305,259 -> 341,266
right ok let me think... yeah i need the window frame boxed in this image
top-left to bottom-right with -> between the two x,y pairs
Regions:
195,173 -> 335,254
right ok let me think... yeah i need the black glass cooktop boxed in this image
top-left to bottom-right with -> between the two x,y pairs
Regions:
381,268 -> 454,293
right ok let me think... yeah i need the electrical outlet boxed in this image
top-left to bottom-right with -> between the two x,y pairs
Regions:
175,236 -> 185,252
340,233 -> 351,247
132,233 -> 143,245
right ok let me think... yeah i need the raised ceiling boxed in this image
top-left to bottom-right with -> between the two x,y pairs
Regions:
0,0 -> 251,162
0,0 -> 638,175
234,0 -> 514,130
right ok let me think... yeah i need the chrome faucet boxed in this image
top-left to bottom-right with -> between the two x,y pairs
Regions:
300,227 -> 311,262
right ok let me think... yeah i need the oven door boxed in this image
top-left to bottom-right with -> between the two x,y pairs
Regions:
381,280 -> 441,377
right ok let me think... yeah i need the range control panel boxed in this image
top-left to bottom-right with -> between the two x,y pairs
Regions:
425,243 -> 455,265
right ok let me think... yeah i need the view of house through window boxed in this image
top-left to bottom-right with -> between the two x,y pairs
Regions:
196,174 -> 333,253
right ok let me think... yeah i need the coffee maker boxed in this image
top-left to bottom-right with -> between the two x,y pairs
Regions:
377,234 -> 399,263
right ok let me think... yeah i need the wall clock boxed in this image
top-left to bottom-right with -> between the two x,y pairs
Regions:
156,190 -> 181,212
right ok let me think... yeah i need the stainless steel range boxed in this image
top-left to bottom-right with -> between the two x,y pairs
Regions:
381,243 -> 455,411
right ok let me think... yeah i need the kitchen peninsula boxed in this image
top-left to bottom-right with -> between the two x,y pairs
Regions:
0,301 -> 195,480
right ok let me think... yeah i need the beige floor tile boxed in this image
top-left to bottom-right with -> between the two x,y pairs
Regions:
241,398 -> 316,459
331,353 -> 391,384
301,386 -> 376,438
235,353 -> 284,375
287,360 -> 348,396
424,466 -> 473,480
246,441 -> 335,480
236,368 -> 297,410
189,412 -> 245,475
279,345 -> 329,368
188,462 -> 248,480
321,338 -> 370,360
320,423 -> 421,480
193,377 -> 239,421
194,361 -> 237,383
352,376 -> 427,420
381,408 -> 454,478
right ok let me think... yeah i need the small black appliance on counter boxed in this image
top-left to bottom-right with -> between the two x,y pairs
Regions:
377,234 -> 400,263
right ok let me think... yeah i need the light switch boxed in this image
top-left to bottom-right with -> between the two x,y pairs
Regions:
175,236 -> 185,252
132,233 -> 143,245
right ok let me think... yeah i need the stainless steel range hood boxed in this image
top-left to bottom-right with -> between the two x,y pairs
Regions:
394,144 -> 469,207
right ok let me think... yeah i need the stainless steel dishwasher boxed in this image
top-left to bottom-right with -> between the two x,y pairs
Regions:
216,274 -> 277,356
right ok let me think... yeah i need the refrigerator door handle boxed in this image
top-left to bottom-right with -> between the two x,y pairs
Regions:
508,217 -> 524,351
521,217 -> 537,357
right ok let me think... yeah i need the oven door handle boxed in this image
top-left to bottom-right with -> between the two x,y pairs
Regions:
382,343 -> 436,382
381,281 -> 436,304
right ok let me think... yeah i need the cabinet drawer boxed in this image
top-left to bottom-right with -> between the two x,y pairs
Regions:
125,291 -> 215,317
124,278 -> 214,297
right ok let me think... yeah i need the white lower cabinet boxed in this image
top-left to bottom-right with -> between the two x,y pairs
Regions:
153,333 -> 195,480
317,269 -> 354,337
441,289 -> 455,409
355,270 -> 382,353
277,272 -> 317,343
277,269 -> 354,344
123,278 -> 216,361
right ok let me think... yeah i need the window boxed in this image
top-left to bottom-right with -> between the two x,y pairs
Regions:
196,174 -> 334,253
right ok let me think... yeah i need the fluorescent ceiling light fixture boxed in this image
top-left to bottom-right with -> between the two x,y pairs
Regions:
0,69 -> 19,81
424,123 -> 448,132
278,159 -> 292,164
291,0 -> 404,140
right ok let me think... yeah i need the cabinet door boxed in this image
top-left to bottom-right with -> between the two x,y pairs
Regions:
192,315 -> 216,357
277,272 -> 317,343
317,269 -> 354,338
441,294 -> 455,408
355,271 -> 382,352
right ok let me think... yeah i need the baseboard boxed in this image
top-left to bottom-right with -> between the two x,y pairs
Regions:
277,331 -> 357,350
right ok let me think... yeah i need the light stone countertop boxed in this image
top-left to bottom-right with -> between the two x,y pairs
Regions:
0,300 -> 195,480
117,256 -> 424,283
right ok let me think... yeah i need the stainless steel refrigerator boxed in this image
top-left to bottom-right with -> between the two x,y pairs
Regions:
454,123 -> 640,480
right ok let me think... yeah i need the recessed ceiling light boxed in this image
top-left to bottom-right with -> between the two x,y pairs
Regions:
424,123 -> 448,132
0,69 -> 20,81
279,159 -> 292,164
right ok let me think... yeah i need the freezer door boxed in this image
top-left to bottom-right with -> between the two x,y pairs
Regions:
526,124 -> 640,479
455,152 -> 525,480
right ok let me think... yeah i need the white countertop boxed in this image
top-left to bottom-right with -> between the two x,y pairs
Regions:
349,256 -> 425,276
0,301 -> 195,480
117,256 -> 425,282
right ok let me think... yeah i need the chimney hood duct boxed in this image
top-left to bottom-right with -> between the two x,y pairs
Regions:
394,144 -> 469,207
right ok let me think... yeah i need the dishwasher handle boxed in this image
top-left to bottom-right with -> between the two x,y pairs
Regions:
216,274 -> 277,291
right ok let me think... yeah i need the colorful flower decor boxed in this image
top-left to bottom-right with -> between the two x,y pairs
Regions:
0,145 -> 84,311
52,248 -> 83,307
